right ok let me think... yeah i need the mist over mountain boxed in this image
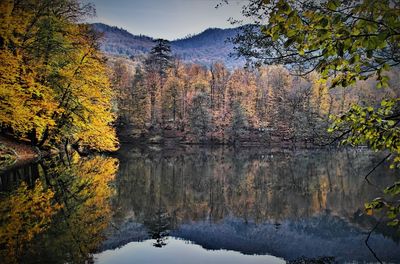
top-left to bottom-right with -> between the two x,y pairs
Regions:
91,23 -> 245,68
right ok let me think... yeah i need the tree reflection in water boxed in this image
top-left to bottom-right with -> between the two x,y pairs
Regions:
113,147 -> 397,226
1,146 -> 399,263
0,154 -> 118,264
144,208 -> 171,247
105,146 -> 400,262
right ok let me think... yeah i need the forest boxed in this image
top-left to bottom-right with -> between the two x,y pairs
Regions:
109,40 -> 400,147
0,0 -> 400,263
1,0 -> 398,152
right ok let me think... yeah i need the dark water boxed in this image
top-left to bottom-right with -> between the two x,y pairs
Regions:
0,146 -> 399,263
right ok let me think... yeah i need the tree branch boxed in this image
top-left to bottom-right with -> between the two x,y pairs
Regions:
365,218 -> 383,264
365,153 -> 391,184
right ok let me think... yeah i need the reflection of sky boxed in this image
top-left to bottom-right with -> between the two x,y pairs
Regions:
98,216 -> 400,263
84,0 -> 248,40
94,237 -> 285,264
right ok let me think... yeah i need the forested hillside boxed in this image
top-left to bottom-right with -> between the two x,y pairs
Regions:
91,23 -> 154,57
110,39 -> 400,146
91,23 -> 245,68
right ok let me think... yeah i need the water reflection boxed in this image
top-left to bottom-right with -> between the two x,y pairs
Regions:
0,154 -> 118,264
1,146 -> 400,263
103,146 -> 400,263
95,237 -> 285,264
144,208 -> 171,247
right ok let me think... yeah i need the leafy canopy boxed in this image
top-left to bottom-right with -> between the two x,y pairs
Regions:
0,0 -> 117,151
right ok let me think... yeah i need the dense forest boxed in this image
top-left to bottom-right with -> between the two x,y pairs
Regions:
109,40 -> 400,146
1,0 -> 398,153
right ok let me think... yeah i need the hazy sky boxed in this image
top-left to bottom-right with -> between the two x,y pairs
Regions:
86,0 -> 247,40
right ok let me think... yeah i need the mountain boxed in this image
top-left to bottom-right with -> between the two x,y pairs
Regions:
91,23 -> 245,68
91,23 -> 154,57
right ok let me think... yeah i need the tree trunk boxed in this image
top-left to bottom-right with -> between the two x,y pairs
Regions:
28,128 -> 38,146
150,86 -> 156,127
37,126 -> 49,147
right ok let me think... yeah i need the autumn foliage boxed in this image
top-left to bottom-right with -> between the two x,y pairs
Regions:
0,0 -> 117,151
112,51 -> 398,145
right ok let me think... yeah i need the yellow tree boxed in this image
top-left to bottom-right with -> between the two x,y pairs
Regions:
0,0 -> 117,151
0,0 -> 58,143
57,25 -> 118,151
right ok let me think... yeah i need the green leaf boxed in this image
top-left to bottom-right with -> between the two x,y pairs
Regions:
320,18 -> 329,28
287,29 -> 296,37
326,0 -> 339,10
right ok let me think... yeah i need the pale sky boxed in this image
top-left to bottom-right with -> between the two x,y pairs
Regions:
86,0 -> 248,40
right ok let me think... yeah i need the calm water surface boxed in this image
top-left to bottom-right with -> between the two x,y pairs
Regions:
1,146 -> 399,263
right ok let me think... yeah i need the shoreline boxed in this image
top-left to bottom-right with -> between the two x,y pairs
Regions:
0,133 -> 367,171
0,135 -> 52,170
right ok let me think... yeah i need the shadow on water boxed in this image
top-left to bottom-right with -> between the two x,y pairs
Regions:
1,146 -> 400,263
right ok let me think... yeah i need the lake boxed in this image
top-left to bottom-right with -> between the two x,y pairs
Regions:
1,146 -> 399,263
